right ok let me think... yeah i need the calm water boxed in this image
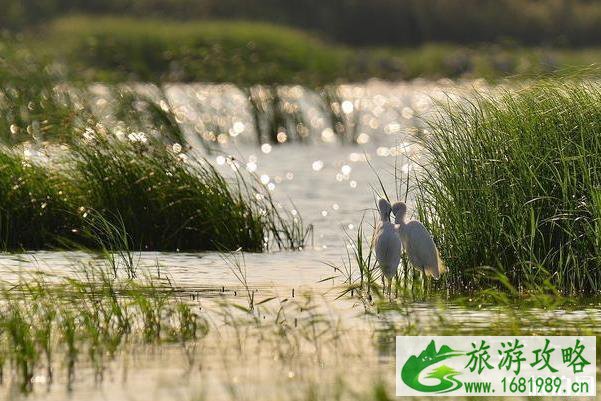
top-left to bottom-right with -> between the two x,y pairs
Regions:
1,80 -> 599,401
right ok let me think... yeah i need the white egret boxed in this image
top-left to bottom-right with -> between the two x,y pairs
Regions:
392,201 -> 444,279
373,198 -> 402,296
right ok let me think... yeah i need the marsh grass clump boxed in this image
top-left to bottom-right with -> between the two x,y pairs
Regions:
247,86 -> 310,145
416,80 -> 601,295
0,119 -> 307,251
69,133 -> 266,251
68,131 -> 309,252
0,47 -> 308,252
321,86 -> 361,144
112,86 -> 187,147
0,147 -> 78,249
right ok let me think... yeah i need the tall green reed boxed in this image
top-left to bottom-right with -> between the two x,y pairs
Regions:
246,86 -> 309,145
320,86 -> 361,144
416,80 -> 601,295
68,132 -> 266,251
0,147 -> 78,249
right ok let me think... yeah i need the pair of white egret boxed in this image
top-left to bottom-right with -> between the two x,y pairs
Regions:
374,198 -> 444,296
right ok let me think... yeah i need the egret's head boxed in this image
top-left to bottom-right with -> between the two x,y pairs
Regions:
391,201 -> 407,223
377,198 -> 391,221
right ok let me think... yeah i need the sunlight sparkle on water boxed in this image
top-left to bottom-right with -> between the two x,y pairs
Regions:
231,121 -> 245,136
401,107 -> 415,119
341,100 -> 354,114
349,153 -> 366,162
246,162 -> 257,172
376,147 -> 390,157
356,133 -> 370,144
385,122 -> 401,134
276,131 -> 288,143
261,143 -> 272,154
321,128 -> 335,143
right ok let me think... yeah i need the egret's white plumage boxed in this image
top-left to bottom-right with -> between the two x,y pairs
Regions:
392,201 -> 444,279
373,199 -> 402,294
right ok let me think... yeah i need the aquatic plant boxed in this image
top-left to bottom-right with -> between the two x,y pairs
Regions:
0,146 -> 78,249
0,260 -> 210,391
246,86 -> 310,145
416,80 -> 601,295
0,123 -> 308,252
0,43 -> 309,252
67,132 -> 262,251
112,85 -> 187,146
320,86 -> 361,144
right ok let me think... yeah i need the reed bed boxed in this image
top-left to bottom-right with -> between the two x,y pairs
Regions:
68,133 -> 269,251
416,80 -> 601,295
0,147 -> 78,249
0,50 -> 308,252
0,133 -> 308,252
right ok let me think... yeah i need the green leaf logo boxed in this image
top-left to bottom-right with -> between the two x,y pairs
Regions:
401,340 -> 464,393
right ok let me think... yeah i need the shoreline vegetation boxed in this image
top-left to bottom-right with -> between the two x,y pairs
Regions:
0,41 -> 310,253
0,134 -> 308,253
4,1 -> 601,48
5,16 -> 600,85
416,80 -> 601,296
2,25 -> 601,296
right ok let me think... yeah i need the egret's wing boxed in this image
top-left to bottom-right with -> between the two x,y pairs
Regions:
405,221 -> 440,277
374,226 -> 389,264
374,225 -> 402,277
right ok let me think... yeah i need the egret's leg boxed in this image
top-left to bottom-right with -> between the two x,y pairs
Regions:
388,278 -> 392,300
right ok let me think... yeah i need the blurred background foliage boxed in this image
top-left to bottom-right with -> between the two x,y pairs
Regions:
3,0 -> 601,47
0,1 -> 600,84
